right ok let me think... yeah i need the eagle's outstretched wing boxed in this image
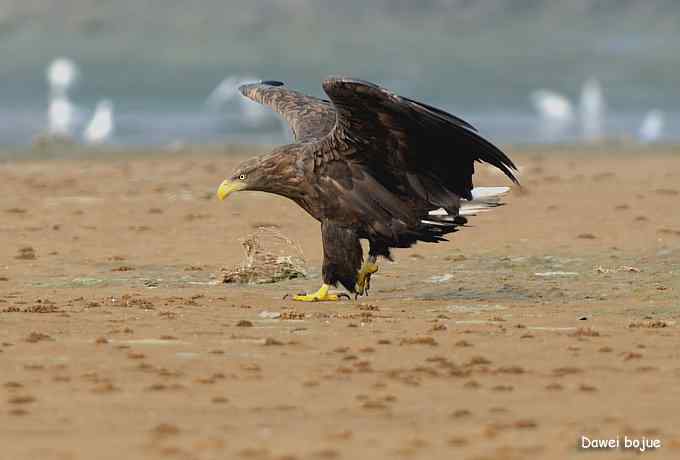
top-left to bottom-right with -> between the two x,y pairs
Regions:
239,81 -> 336,142
317,76 -> 518,201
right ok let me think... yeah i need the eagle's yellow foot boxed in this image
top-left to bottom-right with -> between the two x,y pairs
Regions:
292,284 -> 349,302
355,261 -> 379,297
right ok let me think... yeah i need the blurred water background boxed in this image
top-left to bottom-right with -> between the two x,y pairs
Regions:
1,0 -> 679,148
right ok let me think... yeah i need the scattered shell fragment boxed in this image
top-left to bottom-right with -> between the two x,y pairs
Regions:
258,311 -> 281,320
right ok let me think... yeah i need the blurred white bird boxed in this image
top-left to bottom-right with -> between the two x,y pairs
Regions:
46,58 -> 81,137
579,78 -> 605,142
530,89 -> 574,141
639,109 -> 664,143
206,75 -> 252,108
206,75 -> 270,127
47,95 -> 76,137
83,99 -> 114,144
530,77 -> 607,142
530,90 -> 574,123
47,58 -> 79,97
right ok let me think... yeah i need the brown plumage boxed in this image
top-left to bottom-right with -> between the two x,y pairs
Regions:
221,77 -> 518,295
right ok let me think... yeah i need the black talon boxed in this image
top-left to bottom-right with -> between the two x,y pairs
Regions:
338,293 -> 351,300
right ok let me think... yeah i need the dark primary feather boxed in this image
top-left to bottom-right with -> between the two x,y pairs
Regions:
401,96 -> 479,132
239,81 -> 335,142
319,76 -> 518,201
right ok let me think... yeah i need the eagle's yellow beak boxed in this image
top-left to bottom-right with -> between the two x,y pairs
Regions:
216,180 -> 246,200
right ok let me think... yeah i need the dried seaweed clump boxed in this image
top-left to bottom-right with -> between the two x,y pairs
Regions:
221,227 -> 306,284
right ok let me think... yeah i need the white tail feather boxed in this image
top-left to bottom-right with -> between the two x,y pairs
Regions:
426,186 -> 510,221
461,186 -> 509,216
428,208 -> 448,216
459,206 -> 493,216
470,186 -> 510,200
420,219 -> 456,226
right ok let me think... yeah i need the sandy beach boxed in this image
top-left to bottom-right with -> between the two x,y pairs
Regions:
1,145 -> 679,459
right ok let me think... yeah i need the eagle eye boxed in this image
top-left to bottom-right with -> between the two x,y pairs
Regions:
238,174 -> 247,181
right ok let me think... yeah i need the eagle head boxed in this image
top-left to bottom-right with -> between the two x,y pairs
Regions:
216,147 -> 302,201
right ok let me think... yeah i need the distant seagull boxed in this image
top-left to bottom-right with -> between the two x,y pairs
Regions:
530,89 -> 574,141
579,78 -> 605,142
83,99 -> 114,144
47,58 -> 79,96
530,90 -> 574,123
47,95 -> 76,137
206,75 -> 271,127
46,58 -> 80,137
530,77 -> 606,142
639,110 -> 664,143
206,75 -> 254,108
